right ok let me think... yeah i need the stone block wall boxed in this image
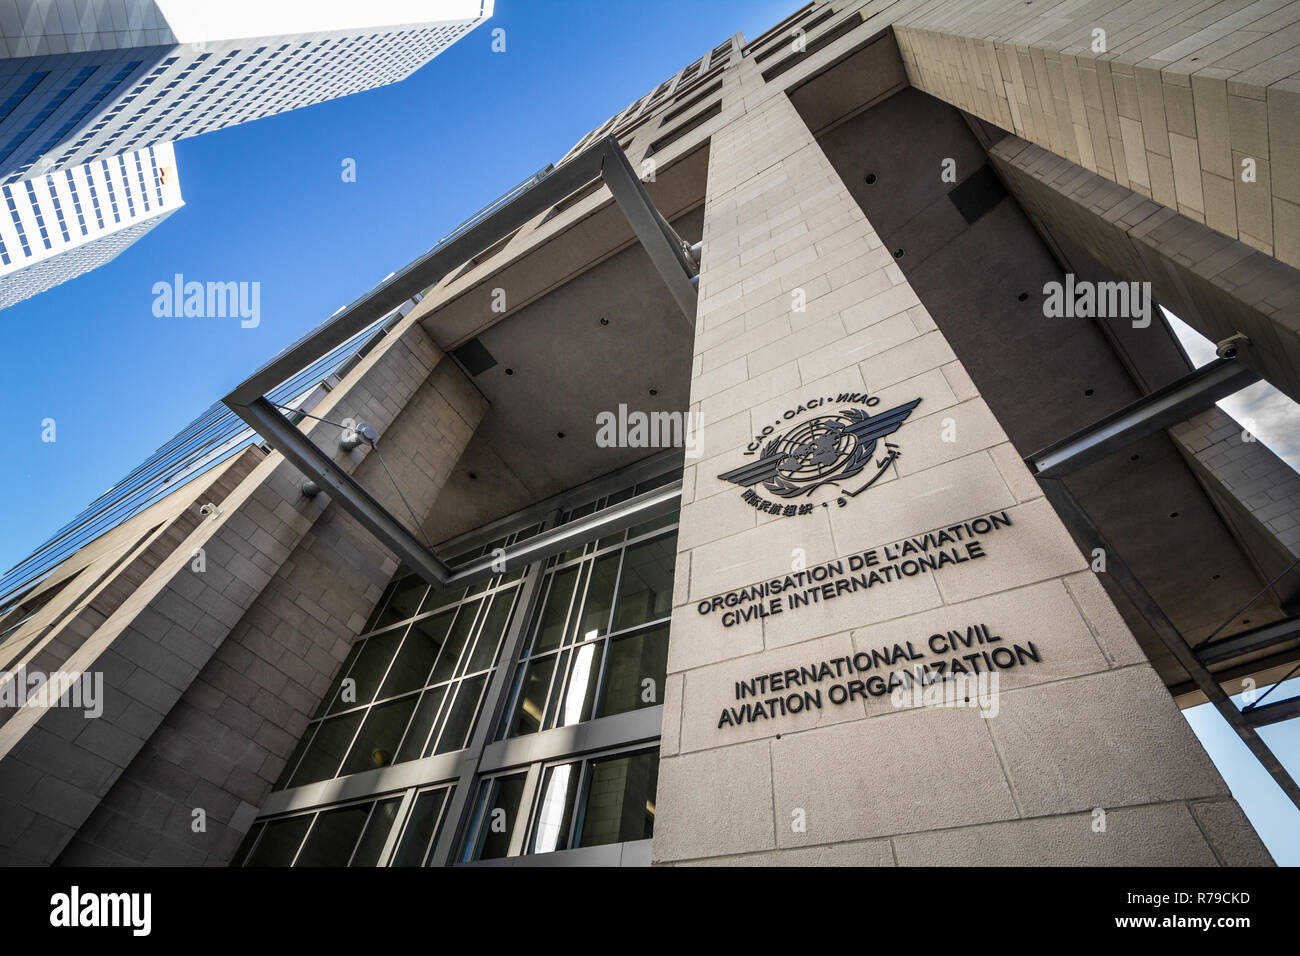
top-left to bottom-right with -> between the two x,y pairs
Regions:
652,48 -> 1271,867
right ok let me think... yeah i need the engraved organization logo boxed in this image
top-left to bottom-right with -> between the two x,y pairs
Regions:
718,392 -> 921,517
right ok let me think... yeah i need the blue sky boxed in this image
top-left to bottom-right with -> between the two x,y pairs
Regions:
0,0 -> 794,576
0,0 -> 1296,863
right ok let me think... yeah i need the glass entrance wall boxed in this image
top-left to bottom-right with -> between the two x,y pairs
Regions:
271,522 -> 541,791
239,454 -> 682,867
463,745 -> 660,861
500,524 -> 676,739
235,783 -> 455,867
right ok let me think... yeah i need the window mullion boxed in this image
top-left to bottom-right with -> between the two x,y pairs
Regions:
378,787 -> 417,867
427,508 -> 562,867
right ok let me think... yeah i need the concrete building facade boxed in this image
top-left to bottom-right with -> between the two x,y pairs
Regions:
0,0 -> 1297,867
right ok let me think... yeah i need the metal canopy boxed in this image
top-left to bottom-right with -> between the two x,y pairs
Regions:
1025,354 -> 1300,811
1195,615 -> 1300,668
221,137 -> 696,591
1027,357 -> 1259,479
225,136 -> 695,408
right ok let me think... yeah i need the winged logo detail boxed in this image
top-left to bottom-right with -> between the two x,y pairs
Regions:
719,398 -> 921,504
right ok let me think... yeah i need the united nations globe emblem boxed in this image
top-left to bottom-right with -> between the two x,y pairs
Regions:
718,395 -> 922,513
770,415 -> 864,494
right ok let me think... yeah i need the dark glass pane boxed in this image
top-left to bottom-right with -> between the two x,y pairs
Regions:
574,554 -> 619,641
557,542 -> 587,565
430,600 -> 481,684
613,532 -> 677,630
293,803 -> 371,866
555,640 -> 604,728
289,711 -> 364,787
540,648 -> 570,729
274,723 -> 317,790
471,773 -> 527,860
465,587 -> 517,675
361,576 -> 402,633
372,574 -> 427,631
627,512 -> 675,538
605,486 -> 635,506
313,641 -> 363,719
528,762 -> 580,854
244,814 -> 313,866
391,788 -> 449,867
350,797 -> 402,867
635,470 -> 680,493
449,543 -> 485,563
339,695 -> 418,776
533,567 -> 579,654
422,583 -> 466,615
577,749 -> 659,847
506,655 -> 556,738
379,614 -> 448,699
433,674 -> 487,754
512,523 -> 542,543
231,822 -> 264,866
329,629 -> 404,713
570,501 -> 598,520
596,528 -> 626,550
628,472 -> 680,537
599,625 -> 670,718
394,685 -> 446,763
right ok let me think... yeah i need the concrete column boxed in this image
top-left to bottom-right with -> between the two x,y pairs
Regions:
653,66 -> 1271,866
0,320 -> 486,866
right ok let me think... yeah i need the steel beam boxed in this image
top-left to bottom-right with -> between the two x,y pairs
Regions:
1244,696 -> 1300,728
600,139 -> 699,323
229,401 -> 685,594
1026,358 -> 1259,479
1039,477 -> 1300,810
224,137 -> 695,408
222,138 -> 696,600
238,397 -> 453,588
1196,615 -> 1300,667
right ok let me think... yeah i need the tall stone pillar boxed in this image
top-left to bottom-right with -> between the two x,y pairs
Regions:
652,70 -> 1272,866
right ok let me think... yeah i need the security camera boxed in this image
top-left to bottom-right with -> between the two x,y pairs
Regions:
1215,332 -> 1250,360
198,502 -> 221,520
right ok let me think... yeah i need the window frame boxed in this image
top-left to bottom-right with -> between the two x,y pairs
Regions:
248,451 -> 683,867
234,782 -> 455,868
460,741 -> 661,863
